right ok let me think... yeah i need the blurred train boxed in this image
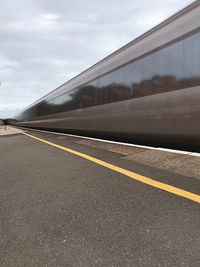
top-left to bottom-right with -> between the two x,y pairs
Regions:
12,1 -> 200,150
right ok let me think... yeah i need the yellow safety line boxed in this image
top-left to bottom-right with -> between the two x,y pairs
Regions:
16,128 -> 200,204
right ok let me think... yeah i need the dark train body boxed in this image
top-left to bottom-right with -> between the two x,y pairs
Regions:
13,1 -> 200,150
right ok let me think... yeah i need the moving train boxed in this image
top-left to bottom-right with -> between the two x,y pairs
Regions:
13,1 -> 200,150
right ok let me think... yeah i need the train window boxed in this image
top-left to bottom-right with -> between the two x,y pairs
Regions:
33,101 -> 52,118
98,69 -> 133,105
182,32 -> 200,86
135,55 -> 155,96
43,80 -> 98,114
49,93 -> 73,106
47,91 -> 74,114
150,47 -> 178,92
78,82 -> 97,108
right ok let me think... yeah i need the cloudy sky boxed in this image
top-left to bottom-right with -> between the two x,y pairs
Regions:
0,0 -> 194,117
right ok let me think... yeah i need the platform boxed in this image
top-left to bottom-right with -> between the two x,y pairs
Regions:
0,125 -> 20,136
1,127 -> 200,266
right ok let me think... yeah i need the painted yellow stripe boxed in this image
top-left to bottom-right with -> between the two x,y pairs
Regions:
17,129 -> 200,204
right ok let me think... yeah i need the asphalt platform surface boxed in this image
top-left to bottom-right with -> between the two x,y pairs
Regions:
1,127 -> 200,266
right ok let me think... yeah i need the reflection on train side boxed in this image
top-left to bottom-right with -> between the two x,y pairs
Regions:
20,30 -> 200,120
